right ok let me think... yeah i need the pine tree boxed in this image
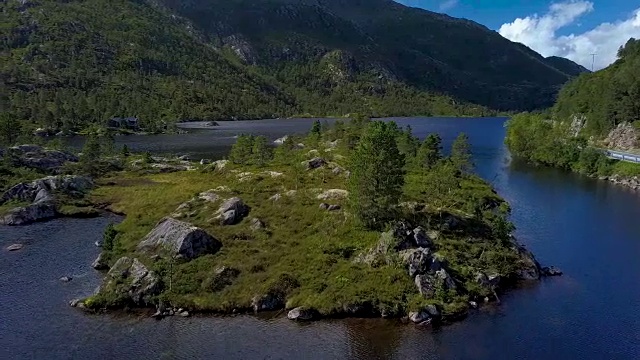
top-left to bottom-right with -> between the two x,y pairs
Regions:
397,125 -> 419,159
451,133 -> 473,173
80,131 -> 102,175
348,121 -> 406,229
416,133 -> 443,169
252,135 -> 272,166
229,134 -> 255,165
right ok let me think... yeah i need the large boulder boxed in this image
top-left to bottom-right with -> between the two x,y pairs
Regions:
98,257 -> 160,306
7,145 -> 79,172
400,248 -> 442,278
137,218 -> 222,260
215,197 -> 250,225
252,293 -> 285,312
287,307 -> 318,321
0,202 -> 57,226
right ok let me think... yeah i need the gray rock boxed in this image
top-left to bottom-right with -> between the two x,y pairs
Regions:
249,218 -> 265,231
252,294 -> 284,312
92,253 -> 110,270
415,274 -> 437,298
216,197 -> 249,225
137,218 -> 222,260
542,266 -> 563,276
413,227 -> 433,248
6,243 -> 24,251
404,247 -> 431,278
327,205 -> 341,211
287,307 -> 317,321
424,304 -> 441,318
319,203 -> 329,210
178,155 -> 190,161
475,272 -> 490,288
1,201 -> 57,226
512,240 -> 542,280
69,299 -> 82,307
487,273 -> 501,287
435,269 -> 457,290
99,257 -> 161,306
269,194 -> 282,202
179,311 -> 190,317
317,189 -> 349,201
408,311 -> 431,324
469,301 -> 478,309
60,276 -> 72,282
303,157 -> 327,170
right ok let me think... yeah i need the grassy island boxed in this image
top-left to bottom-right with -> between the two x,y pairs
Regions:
77,117 -> 545,323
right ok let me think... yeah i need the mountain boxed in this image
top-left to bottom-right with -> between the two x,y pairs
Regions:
156,0 -> 584,110
544,56 -> 590,77
1,0 -> 586,132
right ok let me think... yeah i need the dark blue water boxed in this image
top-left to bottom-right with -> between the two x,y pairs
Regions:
2,117 -> 639,359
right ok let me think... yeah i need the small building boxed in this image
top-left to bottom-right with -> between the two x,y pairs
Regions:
108,117 -> 139,130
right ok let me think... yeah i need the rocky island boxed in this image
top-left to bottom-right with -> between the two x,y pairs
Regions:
2,118 -> 559,325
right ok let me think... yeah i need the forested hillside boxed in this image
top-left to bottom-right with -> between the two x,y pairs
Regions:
1,0 -> 588,134
553,38 -> 640,137
505,38 -> 640,176
157,0 -> 585,111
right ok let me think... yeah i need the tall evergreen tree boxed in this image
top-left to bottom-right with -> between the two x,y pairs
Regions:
451,133 -> 473,173
416,133 -> 443,169
229,134 -> 255,165
252,135 -> 272,166
0,113 -> 22,146
348,121 -> 406,229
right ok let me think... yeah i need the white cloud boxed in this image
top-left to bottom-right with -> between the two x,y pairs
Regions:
439,0 -> 458,12
499,1 -> 640,70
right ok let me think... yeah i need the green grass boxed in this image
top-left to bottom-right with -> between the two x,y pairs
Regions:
88,148 -> 523,318
611,161 -> 640,177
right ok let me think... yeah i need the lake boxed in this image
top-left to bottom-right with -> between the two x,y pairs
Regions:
2,117 -> 639,359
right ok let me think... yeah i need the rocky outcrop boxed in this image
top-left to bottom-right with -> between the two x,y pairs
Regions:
249,218 -> 265,231
408,305 -> 440,324
4,145 -> 78,172
287,307 -> 318,321
512,240 -> 542,280
0,175 -> 93,226
92,253 -> 110,270
604,122 -> 639,151
137,218 -> 222,260
1,175 -> 93,205
98,257 -> 161,306
215,197 -> 250,225
1,202 -> 57,225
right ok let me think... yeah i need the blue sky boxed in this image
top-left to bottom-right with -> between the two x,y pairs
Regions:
396,1 -> 640,69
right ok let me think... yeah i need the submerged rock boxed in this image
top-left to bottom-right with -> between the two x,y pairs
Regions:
287,307 -> 318,321
137,218 -> 222,260
60,276 -> 72,282
6,243 -> 24,251
542,266 -> 563,276
408,311 -> 431,324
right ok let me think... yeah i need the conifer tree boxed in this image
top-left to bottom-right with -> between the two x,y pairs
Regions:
348,121 -> 406,229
